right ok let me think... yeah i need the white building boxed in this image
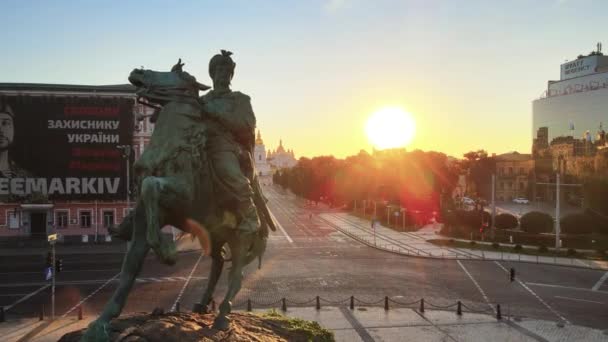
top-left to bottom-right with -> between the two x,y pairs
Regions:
267,139 -> 297,169
253,130 -> 272,185
533,44 -> 608,149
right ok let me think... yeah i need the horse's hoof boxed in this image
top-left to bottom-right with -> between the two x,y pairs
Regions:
81,319 -> 111,342
192,303 -> 206,314
212,315 -> 230,330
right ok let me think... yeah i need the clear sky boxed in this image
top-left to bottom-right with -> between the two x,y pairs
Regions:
1,0 -> 606,159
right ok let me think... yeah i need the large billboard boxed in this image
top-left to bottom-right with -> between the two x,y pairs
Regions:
560,56 -> 599,80
0,95 -> 134,200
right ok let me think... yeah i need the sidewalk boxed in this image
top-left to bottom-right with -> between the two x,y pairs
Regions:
318,213 -> 608,270
3,307 -> 606,342
0,233 -> 203,257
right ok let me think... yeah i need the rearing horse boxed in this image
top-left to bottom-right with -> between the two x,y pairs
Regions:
81,60 -> 273,341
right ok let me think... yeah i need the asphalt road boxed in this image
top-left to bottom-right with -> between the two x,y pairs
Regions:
1,185 -> 607,330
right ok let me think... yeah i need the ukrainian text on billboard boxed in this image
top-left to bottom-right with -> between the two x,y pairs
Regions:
0,96 -> 134,200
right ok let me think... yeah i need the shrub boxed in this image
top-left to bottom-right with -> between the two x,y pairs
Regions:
584,209 -> 608,235
495,213 -> 519,229
469,240 -> 477,246
567,248 -> 577,256
513,244 -> 522,251
520,211 -> 554,234
560,213 -> 594,235
492,242 -> 500,249
538,245 -> 548,253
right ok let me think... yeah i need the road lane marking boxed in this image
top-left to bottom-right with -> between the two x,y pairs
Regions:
267,209 -> 293,243
494,261 -> 570,324
591,271 -> 608,291
171,252 -> 204,312
526,282 -> 608,294
554,296 -> 604,304
3,284 -> 50,311
456,260 -> 495,312
61,272 -> 120,318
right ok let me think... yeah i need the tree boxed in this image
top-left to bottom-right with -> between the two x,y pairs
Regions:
495,213 -> 518,229
520,211 -> 553,234
561,213 -> 594,235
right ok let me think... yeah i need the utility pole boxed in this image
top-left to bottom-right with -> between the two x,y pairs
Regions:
536,173 -> 582,250
491,174 -> 496,240
117,145 -> 132,250
556,173 -> 560,250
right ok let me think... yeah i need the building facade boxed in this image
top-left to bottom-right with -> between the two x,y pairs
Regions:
531,45 -> 608,203
495,152 -> 534,202
253,130 -> 273,185
267,139 -> 297,169
0,83 -> 154,242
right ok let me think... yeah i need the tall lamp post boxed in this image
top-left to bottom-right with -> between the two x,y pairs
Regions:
116,145 -> 132,210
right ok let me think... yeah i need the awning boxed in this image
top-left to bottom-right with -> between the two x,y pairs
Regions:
20,204 -> 54,210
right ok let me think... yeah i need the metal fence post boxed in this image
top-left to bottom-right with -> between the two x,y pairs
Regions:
420,298 -> 425,313
496,304 -> 502,320
457,301 -> 462,315
384,296 -> 389,311
316,296 -> 320,310
350,296 -> 354,310
281,298 -> 287,311
247,299 -> 252,312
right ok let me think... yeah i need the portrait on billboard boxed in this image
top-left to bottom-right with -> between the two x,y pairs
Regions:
0,101 -> 31,178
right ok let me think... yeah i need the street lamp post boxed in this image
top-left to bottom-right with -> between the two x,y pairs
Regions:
117,145 -> 132,210
536,173 -> 582,250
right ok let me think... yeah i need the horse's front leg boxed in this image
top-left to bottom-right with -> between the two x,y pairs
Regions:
81,206 -> 150,342
213,235 -> 252,330
195,239 -> 225,314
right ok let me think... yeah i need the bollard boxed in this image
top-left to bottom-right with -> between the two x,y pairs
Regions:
457,301 -> 462,316
175,301 -> 180,313
78,306 -> 83,320
316,296 -> 320,310
419,298 -> 425,313
510,268 -> 515,282
281,298 -> 287,312
384,296 -> 389,311
496,304 -> 502,320
211,299 -> 216,312
39,304 -> 44,321
247,299 -> 252,312
350,296 -> 354,310
0,306 -> 5,323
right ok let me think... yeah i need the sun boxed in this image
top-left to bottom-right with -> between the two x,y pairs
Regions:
365,107 -> 416,149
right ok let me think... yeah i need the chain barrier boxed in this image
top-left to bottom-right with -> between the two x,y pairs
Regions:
354,297 -> 387,306
286,298 -> 318,306
461,303 -> 495,315
387,298 -> 421,307
319,297 -> 351,305
248,298 -> 284,307
425,301 -> 459,309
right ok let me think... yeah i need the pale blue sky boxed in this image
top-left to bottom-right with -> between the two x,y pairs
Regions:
1,0 -> 606,158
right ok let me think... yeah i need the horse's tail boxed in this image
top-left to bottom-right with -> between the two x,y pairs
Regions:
182,218 -> 211,256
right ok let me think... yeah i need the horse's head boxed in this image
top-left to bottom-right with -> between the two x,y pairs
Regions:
129,59 -> 210,105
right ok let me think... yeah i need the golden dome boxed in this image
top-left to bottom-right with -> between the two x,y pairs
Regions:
255,130 -> 264,145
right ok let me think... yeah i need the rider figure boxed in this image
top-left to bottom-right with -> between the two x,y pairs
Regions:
200,50 -> 260,233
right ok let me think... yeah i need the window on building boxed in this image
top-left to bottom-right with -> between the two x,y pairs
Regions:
7,211 -> 20,229
508,167 -> 513,175
259,154 -> 262,161
519,167 -> 524,175
500,182 -> 504,190
80,211 -> 92,228
103,210 -> 114,228
508,182 -> 512,189
500,168 -> 504,175
519,182 -> 524,190
56,211 -> 68,229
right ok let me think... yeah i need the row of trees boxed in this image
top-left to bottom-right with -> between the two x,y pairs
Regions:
273,149 -> 459,213
443,209 -> 608,235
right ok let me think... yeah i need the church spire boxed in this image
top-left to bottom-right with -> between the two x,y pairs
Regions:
255,129 -> 264,145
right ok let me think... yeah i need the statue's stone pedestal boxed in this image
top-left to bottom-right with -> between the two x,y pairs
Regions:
58,311 -> 334,342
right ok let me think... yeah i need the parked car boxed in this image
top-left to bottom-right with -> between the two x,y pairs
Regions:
512,197 -> 529,204
461,197 -> 475,205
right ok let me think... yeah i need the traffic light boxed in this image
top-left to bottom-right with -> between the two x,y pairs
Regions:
55,258 -> 63,273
